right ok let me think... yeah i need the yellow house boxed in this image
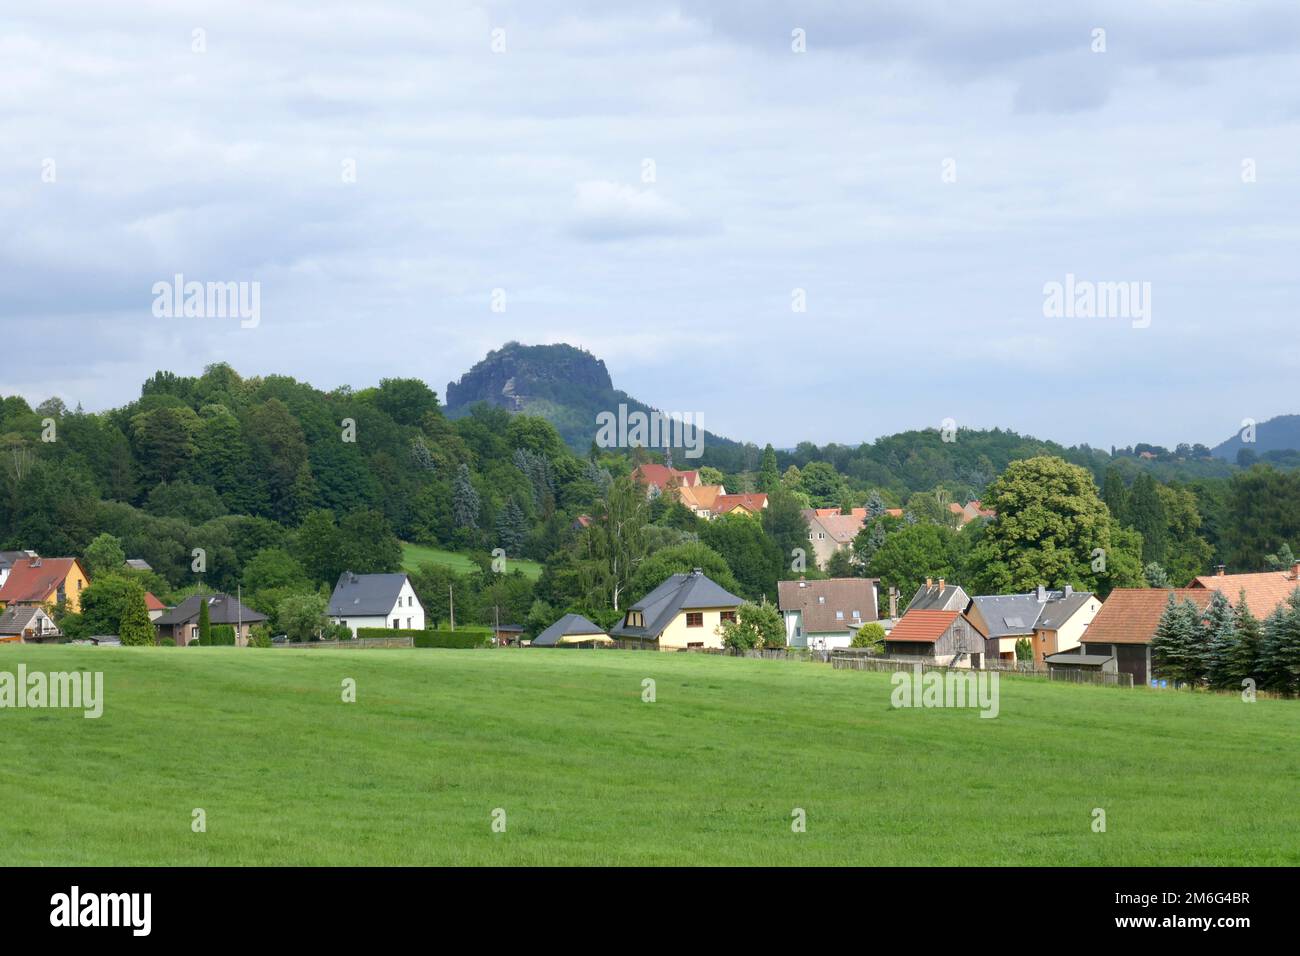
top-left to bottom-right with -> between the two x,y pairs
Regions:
0,557 -> 91,614
610,568 -> 743,650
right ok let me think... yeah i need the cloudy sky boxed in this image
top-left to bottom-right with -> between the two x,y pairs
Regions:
3,1 -> 1299,450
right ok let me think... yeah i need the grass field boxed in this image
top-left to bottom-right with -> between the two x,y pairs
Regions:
400,541 -> 543,580
2,645 -> 1298,866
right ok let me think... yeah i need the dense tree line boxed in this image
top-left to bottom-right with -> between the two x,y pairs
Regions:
7,366 -> 1300,642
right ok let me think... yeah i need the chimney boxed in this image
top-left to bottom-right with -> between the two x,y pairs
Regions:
1215,564 -> 1226,577
1064,585 -> 1073,596
938,578 -> 945,592
1291,560 -> 1300,581
692,567 -> 703,576
889,586 -> 898,619
1036,584 -> 1046,602
925,577 -> 933,589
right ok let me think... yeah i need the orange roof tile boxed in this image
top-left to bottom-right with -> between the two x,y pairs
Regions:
1188,570 -> 1300,619
887,609 -> 960,643
713,492 -> 767,515
1084,589 -> 1212,645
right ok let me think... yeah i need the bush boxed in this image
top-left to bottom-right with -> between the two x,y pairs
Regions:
159,637 -> 176,647
247,623 -> 272,648
356,627 -> 493,648
851,621 -> 886,650
206,624 -> 238,646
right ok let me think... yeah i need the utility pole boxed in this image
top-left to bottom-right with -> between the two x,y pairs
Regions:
449,584 -> 455,631
494,603 -> 500,646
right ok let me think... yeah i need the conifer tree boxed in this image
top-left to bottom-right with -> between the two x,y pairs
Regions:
1223,591 -> 1262,689
1203,590 -> 1237,688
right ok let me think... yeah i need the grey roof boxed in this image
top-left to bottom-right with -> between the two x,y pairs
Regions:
970,588 -> 1095,638
0,550 -> 35,570
124,558 -> 153,571
968,594 -> 1045,637
328,572 -> 414,617
1035,591 -> 1094,629
904,583 -> 969,613
533,613 -> 607,647
0,606 -> 45,635
610,569 -> 743,640
154,593 -> 268,627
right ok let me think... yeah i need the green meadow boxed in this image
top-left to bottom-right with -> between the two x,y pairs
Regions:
1,645 -> 1297,865
400,541 -> 543,580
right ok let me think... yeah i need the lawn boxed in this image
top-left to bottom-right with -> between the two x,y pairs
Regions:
2,645 -> 1297,865
400,541 -> 543,580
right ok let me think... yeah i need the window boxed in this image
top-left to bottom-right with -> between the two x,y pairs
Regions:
818,596 -> 825,604
392,619 -> 400,629
852,610 -> 860,619
720,611 -> 736,623
686,612 -> 703,628
687,641 -> 704,648
835,611 -> 844,620
407,618 -> 413,629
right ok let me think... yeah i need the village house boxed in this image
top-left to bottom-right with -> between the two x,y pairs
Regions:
883,608 -> 984,666
966,585 -> 1100,665
328,571 -> 425,636
0,606 -> 59,643
0,556 -> 91,614
946,500 -> 996,526
0,550 -> 38,589
777,577 -> 879,649
1187,562 -> 1300,619
904,578 -> 969,614
154,593 -> 268,646
144,592 -> 168,622
610,568 -> 743,650
800,508 -> 867,569
532,613 -> 612,647
1077,588 -> 1213,685
711,492 -> 767,518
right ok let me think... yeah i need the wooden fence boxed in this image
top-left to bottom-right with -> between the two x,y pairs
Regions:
278,636 -> 415,649
830,654 -> 1134,688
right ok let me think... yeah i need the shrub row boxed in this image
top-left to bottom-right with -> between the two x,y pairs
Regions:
355,627 -> 493,648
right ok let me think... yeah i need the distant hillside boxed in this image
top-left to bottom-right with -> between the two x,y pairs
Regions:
445,342 -> 742,456
1212,414 -> 1300,461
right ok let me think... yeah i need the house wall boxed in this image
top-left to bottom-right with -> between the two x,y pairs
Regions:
804,521 -> 841,569
657,607 -> 733,650
1055,597 -> 1101,650
1085,642 -> 1151,684
58,562 -> 91,614
332,614 -> 390,637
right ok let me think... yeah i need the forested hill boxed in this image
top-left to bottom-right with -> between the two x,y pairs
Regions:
1212,414 -> 1300,462
444,341 -> 741,454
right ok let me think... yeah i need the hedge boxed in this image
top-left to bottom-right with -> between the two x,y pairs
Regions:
356,627 -> 494,648
208,624 -> 238,646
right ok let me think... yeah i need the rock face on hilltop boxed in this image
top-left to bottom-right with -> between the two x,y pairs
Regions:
445,341 -> 736,454
446,342 -> 613,414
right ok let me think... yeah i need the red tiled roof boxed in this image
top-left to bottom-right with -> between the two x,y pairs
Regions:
1083,589 -> 1212,645
631,463 -> 698,491
813,507 -> 867,518
1188,570 -> 1300,619
713,492 -> 767,514
144,592 -> 167,612
0,558 -> 84,605
887,609 -> 960,643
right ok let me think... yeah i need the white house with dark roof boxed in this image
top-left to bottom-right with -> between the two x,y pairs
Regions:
777,577 -> 879,649
609,569 -> 743,650
328,571 -> 424,636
